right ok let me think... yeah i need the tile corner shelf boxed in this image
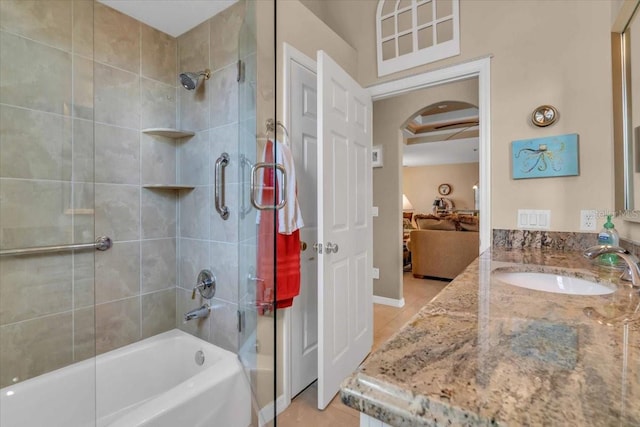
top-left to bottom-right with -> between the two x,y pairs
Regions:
142,185 -> 195,190
142,128 -> 195,139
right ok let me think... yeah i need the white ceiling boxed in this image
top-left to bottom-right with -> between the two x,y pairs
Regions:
98,0 -> 238,38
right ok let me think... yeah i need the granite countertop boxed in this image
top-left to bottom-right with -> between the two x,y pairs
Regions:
340,248 -> 640,426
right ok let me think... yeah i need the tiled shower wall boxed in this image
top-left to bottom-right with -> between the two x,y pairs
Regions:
176,2 -> 246,353
0,0 -> 179,388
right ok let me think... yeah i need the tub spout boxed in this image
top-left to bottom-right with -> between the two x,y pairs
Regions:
184,303 -> 210,322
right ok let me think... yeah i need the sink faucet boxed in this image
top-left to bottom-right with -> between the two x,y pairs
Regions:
583,245 -> 640,286
184,303 -> 211,322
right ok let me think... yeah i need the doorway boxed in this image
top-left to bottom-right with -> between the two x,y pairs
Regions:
283,52 -> 491,411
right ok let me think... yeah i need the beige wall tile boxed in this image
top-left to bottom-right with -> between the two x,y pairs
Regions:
210,182 -> 239,243
94,63 -> 140,129
73,306 -> 95,362
176,288 -> 209,340
208,298 -> 238,352
210,1 -> 245,71
208,241 -> 238,302
94,2 -> 140,73
178,21 -> 210,132
179,186 -> 210,239
141,289 -> 176,339
0,32 -> 72,116
73,118 -> 94,182
178,130 -> 209,186
178,21 -> 209,78
0,254 -> 72,325
95,297 -> 140,354
178,238 -> 209,289
72,0 -> 93,57
178,80 -> 210,132
73,252 -> 94,309
141,24 -> 177,86
73,55 -> 94,120
141,134 -> 176,185
95,241 -> 140,303
209,64 -> 238,128
141,78 -> 177,130
0,313 -> 73,388
0,0 -> 72,51
95,124 -> 140,185
141,238 -> 176,293
0,105 -> 72,180
95,183 -> 140,241
210,123 -> 239,184
141,190 -> 177,239
72,182 -> 95,244
0,179 -> 72,248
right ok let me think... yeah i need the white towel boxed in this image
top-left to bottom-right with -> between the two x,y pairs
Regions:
275,139 -> 304,234
256,139 -> 304,235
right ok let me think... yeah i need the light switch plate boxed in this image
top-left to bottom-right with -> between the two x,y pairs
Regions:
372,268 -> 379,279
517,209 -> 551,230
372,206 -> 379,217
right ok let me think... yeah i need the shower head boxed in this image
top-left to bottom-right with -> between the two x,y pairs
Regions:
179,69 -> 211,90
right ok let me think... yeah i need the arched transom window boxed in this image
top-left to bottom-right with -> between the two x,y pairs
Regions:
376,0 -> 460,77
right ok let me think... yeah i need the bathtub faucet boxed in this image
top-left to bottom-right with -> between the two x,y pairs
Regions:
184,303 -> 211,322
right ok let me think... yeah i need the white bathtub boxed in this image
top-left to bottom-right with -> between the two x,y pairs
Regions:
0,329 -> 251,427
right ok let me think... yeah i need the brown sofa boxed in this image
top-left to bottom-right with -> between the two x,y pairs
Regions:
408,214 -> 479,280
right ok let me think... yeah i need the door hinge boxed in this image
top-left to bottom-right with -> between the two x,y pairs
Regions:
237,59 -> 245,83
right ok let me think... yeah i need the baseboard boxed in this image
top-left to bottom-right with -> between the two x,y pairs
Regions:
259,393 -> 287,426
372,295 -> 405,307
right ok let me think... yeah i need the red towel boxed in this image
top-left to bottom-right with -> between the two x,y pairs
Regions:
256,140 -> 301,312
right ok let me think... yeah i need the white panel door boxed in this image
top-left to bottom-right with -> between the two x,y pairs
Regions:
317,50 -> 373,410
290,58 -> 319,398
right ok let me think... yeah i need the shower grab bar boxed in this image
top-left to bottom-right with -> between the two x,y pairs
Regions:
250,163 -> 287,210
214,152 -> 230,220
0,236 -> 112,257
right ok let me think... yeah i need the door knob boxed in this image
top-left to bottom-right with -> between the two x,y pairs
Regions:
301,241 -> 308,251
325,242 -> 339,254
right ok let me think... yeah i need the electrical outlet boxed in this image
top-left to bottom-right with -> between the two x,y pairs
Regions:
580,210 -> 597,231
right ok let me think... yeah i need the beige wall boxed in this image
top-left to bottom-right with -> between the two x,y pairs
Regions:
277,0 -> 357,123
317,0 -> 614,237
373,78 -> 478,300
404,163 -> 479,214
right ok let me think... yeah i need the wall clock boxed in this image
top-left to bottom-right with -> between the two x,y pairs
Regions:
438,183 -> 452,195
531,105 -> 558,127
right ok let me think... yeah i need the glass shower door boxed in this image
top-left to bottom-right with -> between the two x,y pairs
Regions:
238,0 -> 279,425
0,0 -> 98,425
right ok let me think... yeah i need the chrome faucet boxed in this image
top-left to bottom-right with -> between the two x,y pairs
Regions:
583,245 -> 640,286
184,303 -> 211,322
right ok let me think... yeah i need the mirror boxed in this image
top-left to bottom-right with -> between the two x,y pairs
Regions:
615,0 -> 640,213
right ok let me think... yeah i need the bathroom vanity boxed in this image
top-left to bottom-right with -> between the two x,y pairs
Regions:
340,248 -> 640,426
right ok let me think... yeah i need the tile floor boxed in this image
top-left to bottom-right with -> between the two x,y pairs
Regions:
276,272 -> 450,426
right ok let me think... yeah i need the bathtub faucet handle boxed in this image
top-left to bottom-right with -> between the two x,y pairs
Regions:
192,269 -> 216,300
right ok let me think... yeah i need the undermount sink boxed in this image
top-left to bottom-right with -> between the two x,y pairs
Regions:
493,271 -> 615,296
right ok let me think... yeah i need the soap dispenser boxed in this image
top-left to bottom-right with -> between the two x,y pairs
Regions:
597,214 -> 619,266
